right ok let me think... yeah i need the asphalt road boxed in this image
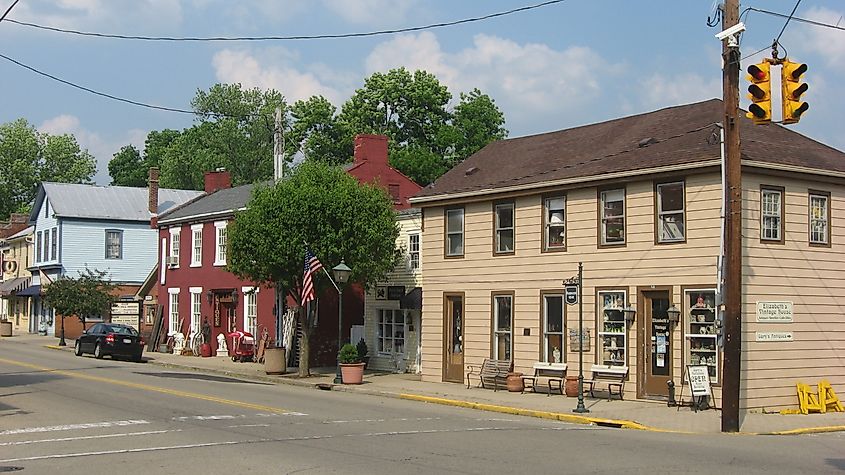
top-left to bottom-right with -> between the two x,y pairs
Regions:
1,342 -> 843,474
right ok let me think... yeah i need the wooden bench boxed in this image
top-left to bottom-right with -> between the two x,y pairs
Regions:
521,362 -> 567,396
466,358 -> 511,391
585,364 -> 628,400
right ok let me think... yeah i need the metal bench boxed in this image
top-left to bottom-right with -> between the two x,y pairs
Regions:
521,362 -> 567,396
585,364 -> 628,400
466,358 -> 511,391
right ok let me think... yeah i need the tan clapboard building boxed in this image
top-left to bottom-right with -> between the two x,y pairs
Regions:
410,99 -> 845,410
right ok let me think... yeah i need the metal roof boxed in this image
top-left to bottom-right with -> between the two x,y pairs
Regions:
6,226 -> 33,240
157,182 -> 262,225
36,183 -> 203,222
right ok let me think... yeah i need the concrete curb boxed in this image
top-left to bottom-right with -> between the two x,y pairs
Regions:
39,343 -> 845,436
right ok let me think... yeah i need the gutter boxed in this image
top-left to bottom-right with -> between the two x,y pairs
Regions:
157,207 -> 247,226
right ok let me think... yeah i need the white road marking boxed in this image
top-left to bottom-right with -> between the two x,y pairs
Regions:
173,415 -> 238,421
226,424 -> 270,428
0,429 -> 182,446
0,420 -> 149,436
322,417 -> 441,424
173,412 -> 304,421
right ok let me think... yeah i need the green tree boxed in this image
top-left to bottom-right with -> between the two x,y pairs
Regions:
43,268 -> 117,346
288,96 -> 350,165
108,145 -> 146,187
0,118 -> 96,220
227,161 -> 399,376
451,88 -> 508,166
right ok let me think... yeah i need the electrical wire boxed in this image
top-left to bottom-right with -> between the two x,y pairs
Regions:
746,7 -> 845,32
775,0 -> 803,43
0,0 -> 20,23
3,0 -> 567,42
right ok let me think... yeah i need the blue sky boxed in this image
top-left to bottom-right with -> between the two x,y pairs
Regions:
1,0 -> 843,184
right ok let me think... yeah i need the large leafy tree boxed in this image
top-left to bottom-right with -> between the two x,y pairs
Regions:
227,161 -> 399,376
0,118 -> 96,220
108,129 -> 181,187
43,268 -> 117,345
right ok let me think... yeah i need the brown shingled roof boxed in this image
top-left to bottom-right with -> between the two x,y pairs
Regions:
415,99 -> 845,199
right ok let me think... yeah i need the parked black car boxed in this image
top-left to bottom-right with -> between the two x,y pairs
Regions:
75,323 -> 144,362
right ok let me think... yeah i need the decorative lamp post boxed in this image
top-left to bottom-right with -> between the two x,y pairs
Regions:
332,260 -> 352,384
667,304 -> 681,324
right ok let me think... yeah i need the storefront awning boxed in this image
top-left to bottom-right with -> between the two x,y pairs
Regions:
15,284 -> 41,297
0,277 -> 31,297
399,287 -> 422,310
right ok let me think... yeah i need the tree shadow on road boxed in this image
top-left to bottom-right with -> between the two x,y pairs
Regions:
133,371 -> 271,385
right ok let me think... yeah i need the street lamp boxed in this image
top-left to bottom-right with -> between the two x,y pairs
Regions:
332,259 -> 352,384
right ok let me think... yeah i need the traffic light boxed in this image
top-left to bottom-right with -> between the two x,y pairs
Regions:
746,61 -> 771,124
781,59 -> 809,125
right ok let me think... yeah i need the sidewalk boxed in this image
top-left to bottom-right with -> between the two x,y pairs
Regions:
6,333 -> 845,435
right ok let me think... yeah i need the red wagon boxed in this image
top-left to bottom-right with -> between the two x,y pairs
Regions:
228,331 -> 255,362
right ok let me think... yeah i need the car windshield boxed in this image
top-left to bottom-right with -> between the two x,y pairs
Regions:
107,326 -> 138,336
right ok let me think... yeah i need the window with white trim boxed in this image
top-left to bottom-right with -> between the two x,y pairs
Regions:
761,187 -> 782,241
214,221 -> 228,265
408,233 -> 420,271
445,208 -> 464,257
377,309 -> 405,355
168,289 -> 180,335
544,196 -> 566,251
43,228 -> 50,262
493,294 -> 513,360
191,225 -> 203,267
169,228 -> 181,266
656,181 -> 685,242
105,230 -> 122,259
243,287 -> 258,336
51,227 -> 57,260
190,288 -> 202,337
600,188 -> 626,245
809,192 -> 829,245
494,202 -> 515,254
543,294 -> 565,363
36,231 -> 41,263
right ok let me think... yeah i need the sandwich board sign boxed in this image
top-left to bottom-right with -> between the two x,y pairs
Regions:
686,365 -> 713,397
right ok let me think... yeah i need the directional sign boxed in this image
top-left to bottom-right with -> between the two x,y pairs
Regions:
564,285 -> 579,305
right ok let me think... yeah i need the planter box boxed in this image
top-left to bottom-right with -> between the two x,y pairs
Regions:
264,347 -> 286,375
0,321 -> 12,337
340,363 -> 365,384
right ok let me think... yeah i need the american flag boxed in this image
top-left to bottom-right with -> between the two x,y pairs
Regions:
301,249 -> 324,304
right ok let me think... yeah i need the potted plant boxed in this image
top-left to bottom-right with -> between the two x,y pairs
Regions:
339,343 -> 365,384
356,338 -> 370,369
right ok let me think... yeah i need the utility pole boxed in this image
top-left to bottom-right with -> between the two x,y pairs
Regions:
273,106 -> 284,182
721,0 -> 742,433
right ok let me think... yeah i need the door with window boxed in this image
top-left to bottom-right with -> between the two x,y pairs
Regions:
639,289 -> 672,398
443,294 -> 464,383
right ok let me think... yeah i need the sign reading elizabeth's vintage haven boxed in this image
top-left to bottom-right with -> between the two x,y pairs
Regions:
755,331 -> 794,342
756,301 -> 793,323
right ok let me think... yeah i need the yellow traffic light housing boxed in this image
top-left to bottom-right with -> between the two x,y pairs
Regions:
781,59 -> 809,125
746,61 -> 772,124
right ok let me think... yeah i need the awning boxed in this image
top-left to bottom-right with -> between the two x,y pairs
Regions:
15,285 -> 41,297
0,277 -> 30,297
399,287 -> 422,310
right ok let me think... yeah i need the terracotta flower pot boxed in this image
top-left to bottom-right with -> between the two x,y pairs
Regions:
506,372 -> 524,392
340,362 -> 365,384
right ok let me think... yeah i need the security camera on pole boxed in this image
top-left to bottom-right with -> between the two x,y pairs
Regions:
564,263 -> 587,413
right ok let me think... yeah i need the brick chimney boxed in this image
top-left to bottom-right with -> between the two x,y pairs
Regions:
148,167 -> 159,228
204,168 -> 232,194
353,134 -> 389,166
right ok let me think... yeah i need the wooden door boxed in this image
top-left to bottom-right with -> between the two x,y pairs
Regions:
640,290 -> 672,398
443,294 -> 464,383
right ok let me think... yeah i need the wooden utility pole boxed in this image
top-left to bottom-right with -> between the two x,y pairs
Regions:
721,0 -> 742,433
273,106 -> 284,181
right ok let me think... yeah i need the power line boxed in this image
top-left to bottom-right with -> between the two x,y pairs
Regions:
747,7 -> 845,32
4,0 -> 567,42
775,0 -> 803,43
0,0 -> 20,23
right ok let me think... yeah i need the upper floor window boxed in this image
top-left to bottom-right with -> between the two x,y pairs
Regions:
761,186 -> 783,242
445,208 -> 464,257
214,221 -> 228,265
42,228 -> 50,262
35,231 -> 42,263
809,191 -> 830,246
656,181 -> 685,243
492,293 -> 513,360
44,200 -> 49,218
169,228 -> 181,266
600,188 -> 626,246
544,196 -> 566,251
408,233 -> 420,271
191,225 -> 203,267
105,230 -> 123,259
51,227 -> 57,260
494,202 -> 515,254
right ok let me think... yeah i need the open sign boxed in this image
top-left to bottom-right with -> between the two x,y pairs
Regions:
564,285 -> 579,305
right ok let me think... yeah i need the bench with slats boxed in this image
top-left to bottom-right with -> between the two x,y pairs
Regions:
466,358 -> 511,391
521,362 -> 567,396
585,364 -> 628,400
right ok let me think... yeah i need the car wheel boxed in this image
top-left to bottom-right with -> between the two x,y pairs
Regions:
94,343 -> 104,359
74,340 -> 83,356
133,353 -> 143,363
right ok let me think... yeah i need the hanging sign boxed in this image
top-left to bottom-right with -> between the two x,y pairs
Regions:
686,365 -> 713,397
564,285 -> 579,305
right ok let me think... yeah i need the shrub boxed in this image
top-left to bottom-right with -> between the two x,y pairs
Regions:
356,338 -> 368,359
338,343 -> 360,364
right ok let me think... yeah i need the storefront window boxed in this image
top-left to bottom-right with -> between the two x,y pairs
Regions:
598,290 -> 627,367
378,309 -> 405,355
493,294 -> 512,360
684,289 -> 719,382
543,294 -> 564,363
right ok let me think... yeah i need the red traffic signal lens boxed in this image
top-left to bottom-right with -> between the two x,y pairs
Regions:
747,65 -> 767,80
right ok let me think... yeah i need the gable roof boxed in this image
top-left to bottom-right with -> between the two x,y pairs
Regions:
30,183 -> 203,222
157,182 -> 261,225
412,99 -> 845,202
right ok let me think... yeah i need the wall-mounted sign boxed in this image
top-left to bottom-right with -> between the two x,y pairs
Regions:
686,365 -> 713,397
567,328 -> 590,352
375,286 -> 387,300
755,331 -> 793,342
387,285 -> 406,300
111,301 -> 140,316
756,301 -> 793,323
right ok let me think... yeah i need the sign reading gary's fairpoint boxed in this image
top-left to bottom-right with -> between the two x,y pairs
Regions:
756,301 -> 793,323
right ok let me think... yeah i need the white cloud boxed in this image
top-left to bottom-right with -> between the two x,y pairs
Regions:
12,0 -> 183,31
321,0 -> 418,25
39,115 -> 146,185
211,49 -> 348,104
638,73 -> 721,110
794,7 -> 845,71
